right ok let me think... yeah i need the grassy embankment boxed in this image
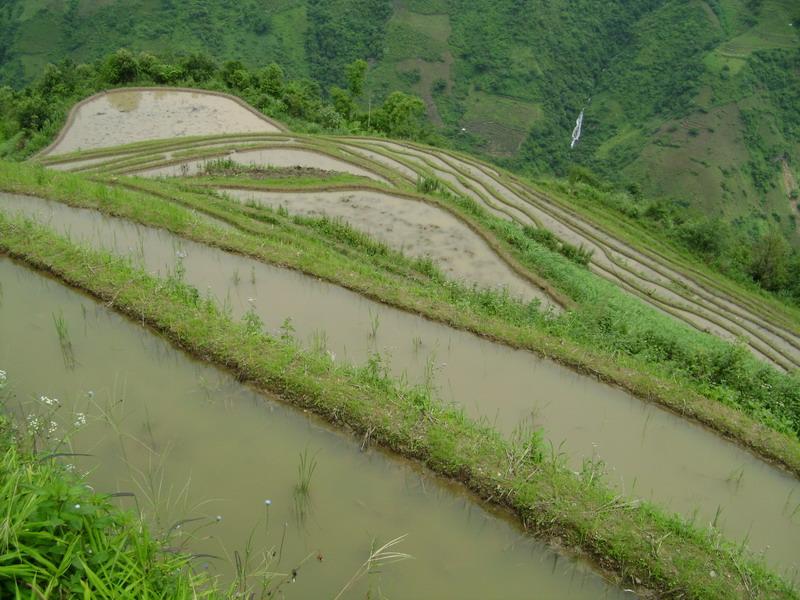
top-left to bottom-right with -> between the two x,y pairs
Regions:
0,212 -> 797,599
4,159 -> 800,475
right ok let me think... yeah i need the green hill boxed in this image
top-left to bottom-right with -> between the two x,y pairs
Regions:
0,0 -> 798,236
0,0 -> 800,290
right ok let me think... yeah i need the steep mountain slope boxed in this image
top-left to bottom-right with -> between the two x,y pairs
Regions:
0,0 -> 800,227
0,0 -> 797,236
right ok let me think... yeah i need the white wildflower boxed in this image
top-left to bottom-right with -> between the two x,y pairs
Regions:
74,413 -> 87,428
0,370 -> 7,388
47,421 -> 58,435
39,395 -> 59,407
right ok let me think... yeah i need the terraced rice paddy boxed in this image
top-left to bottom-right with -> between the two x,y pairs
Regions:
221,187 -> 553,306
3,190 -> 799,578
40,88 -> 283,156
4,87 -> 800,597
41,120 -> 800,372
0,257 -> 624,598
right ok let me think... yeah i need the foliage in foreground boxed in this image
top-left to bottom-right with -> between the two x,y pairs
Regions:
0,414 -> 215,599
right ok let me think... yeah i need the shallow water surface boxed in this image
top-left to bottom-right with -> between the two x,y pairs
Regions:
2,192 -> 799,578
0,256 -> 625,599
222,187 -> 555,308
43,90 -> 281,156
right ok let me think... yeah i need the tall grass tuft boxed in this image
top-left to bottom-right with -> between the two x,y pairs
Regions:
295,447 -> 318,498
52,310 -> 76,369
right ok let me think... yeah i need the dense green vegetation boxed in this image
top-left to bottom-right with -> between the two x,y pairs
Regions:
0,49 -> 430,159
1,214 -> 797,598
2,0 -> 796,221
306,0 -> 391,88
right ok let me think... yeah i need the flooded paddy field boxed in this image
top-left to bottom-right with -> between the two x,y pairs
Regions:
0,256 -> 627,598
41,89 -> 283,156
221,187 -> 556,308
3,192 -> 798,579
40,120 -> 800,373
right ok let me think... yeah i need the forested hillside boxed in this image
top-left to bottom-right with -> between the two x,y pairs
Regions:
0,0 -> 798,239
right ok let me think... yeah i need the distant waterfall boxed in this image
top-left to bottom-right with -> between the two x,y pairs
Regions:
570,109 -> 584,149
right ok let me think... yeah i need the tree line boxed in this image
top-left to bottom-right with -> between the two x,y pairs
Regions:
0,48 -> 429,159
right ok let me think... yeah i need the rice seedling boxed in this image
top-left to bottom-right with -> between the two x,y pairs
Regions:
712,504 -> 724,530
309,329 -> 329,355
295,447 -> 318,498
726,465 -> 746,491
368,309 -> 380,340
422,352 -> 439,395
52,310 -> 76,369
291,447 -> 319,528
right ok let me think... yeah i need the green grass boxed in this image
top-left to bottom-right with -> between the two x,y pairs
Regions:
3,160 -> 800,479
0,214 -> 797,598
0,414 -> 218,598
460,91 -> 542,155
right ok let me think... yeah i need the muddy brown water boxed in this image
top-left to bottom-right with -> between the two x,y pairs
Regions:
43,90 -> 281,156
221,187 -> 557,309
0,256 -> 626,598
2,192 -> 799,579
